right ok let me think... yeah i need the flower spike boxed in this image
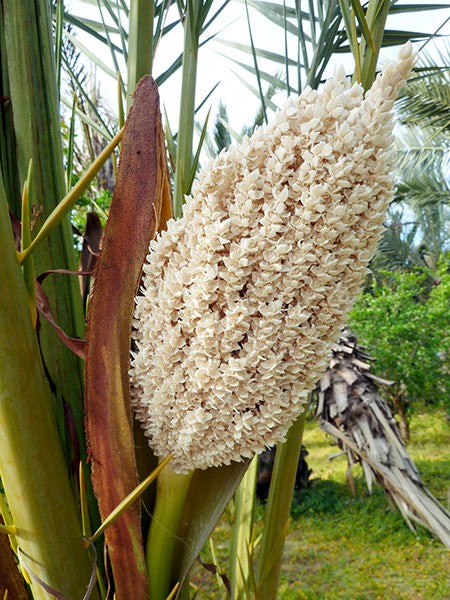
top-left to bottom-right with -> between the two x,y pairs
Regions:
130,44 -> 415,473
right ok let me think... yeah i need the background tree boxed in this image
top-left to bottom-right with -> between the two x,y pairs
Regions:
374,45 -> 450,274
349,265 -> 450,440
348,44 -> 450,439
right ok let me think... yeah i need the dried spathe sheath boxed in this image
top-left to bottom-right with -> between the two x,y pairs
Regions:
130,44 -> 415,473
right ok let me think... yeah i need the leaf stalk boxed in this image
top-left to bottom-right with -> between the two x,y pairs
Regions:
17,127 -> 123,264
255,412 -> 307,599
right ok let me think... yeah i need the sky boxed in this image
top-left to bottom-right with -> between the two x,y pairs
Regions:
67,1 -> 450,138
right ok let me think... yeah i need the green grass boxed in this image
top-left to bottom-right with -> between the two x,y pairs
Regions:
192,408 -> 450,599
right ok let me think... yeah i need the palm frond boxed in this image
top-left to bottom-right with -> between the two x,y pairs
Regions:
417,203 -> 450,258
397,73 -> 450,134
397,144 -> 450,177
203,82 -> 279,160
213,101 -> 232,153
397,43 -> 450,134
373,214 -> 423,272
396,175 -> 450,208
395,124 -> 450,179
242,82 -> 279,136
219,1 -> 445,96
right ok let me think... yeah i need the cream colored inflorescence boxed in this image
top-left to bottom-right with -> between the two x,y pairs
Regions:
130,44 -> 414,473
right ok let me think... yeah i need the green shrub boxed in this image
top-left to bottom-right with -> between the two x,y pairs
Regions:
349,263 -> 450,418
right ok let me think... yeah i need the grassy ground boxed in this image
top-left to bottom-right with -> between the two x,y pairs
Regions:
192,408 -> 450,599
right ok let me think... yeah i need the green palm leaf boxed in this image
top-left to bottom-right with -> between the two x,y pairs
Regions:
396,176 -> 450,208
397,66 -> 450,134
217,38 -> 299,66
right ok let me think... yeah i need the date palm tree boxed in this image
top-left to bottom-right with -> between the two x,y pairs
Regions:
374,45 -> 450,273
0,2 -> 446,599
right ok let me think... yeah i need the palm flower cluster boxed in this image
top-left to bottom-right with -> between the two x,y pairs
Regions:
130,44 -> 414,473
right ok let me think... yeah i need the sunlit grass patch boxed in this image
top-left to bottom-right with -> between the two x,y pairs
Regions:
407,410 -> 450,504
281,408 -> 450,599
193,407 -> 449,599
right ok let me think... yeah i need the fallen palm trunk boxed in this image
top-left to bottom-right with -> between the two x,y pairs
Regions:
317,331 -> 450,547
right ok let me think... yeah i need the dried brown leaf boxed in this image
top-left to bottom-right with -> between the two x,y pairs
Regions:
35,280 -> 86,359
84,76 -> 170,600
80,212 -> 103,308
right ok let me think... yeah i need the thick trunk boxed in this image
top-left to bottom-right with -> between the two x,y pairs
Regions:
0,180 -> 98,600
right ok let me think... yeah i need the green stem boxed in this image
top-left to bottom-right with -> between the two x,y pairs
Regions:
255,412 -> 307,599
127,0 -> 154,108
18,128 -> 124,263
3,0 -> 87,494
306,1 -> 341,89
20,162 -> 37,327
89,455 -> 172,544
0,13 -> 21,217
0,523 -> 17,535
146,464 -> 194,600
358,0 -> 390,90
55,0 -> 64,93
173,2 -> 199,218
229,455 -> 258,600
244,0 -> 267,124
0,177 -> 98,600
0,491 -> 16,553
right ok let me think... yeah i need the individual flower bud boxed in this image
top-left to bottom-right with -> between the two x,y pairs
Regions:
130,44 -> 415,473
